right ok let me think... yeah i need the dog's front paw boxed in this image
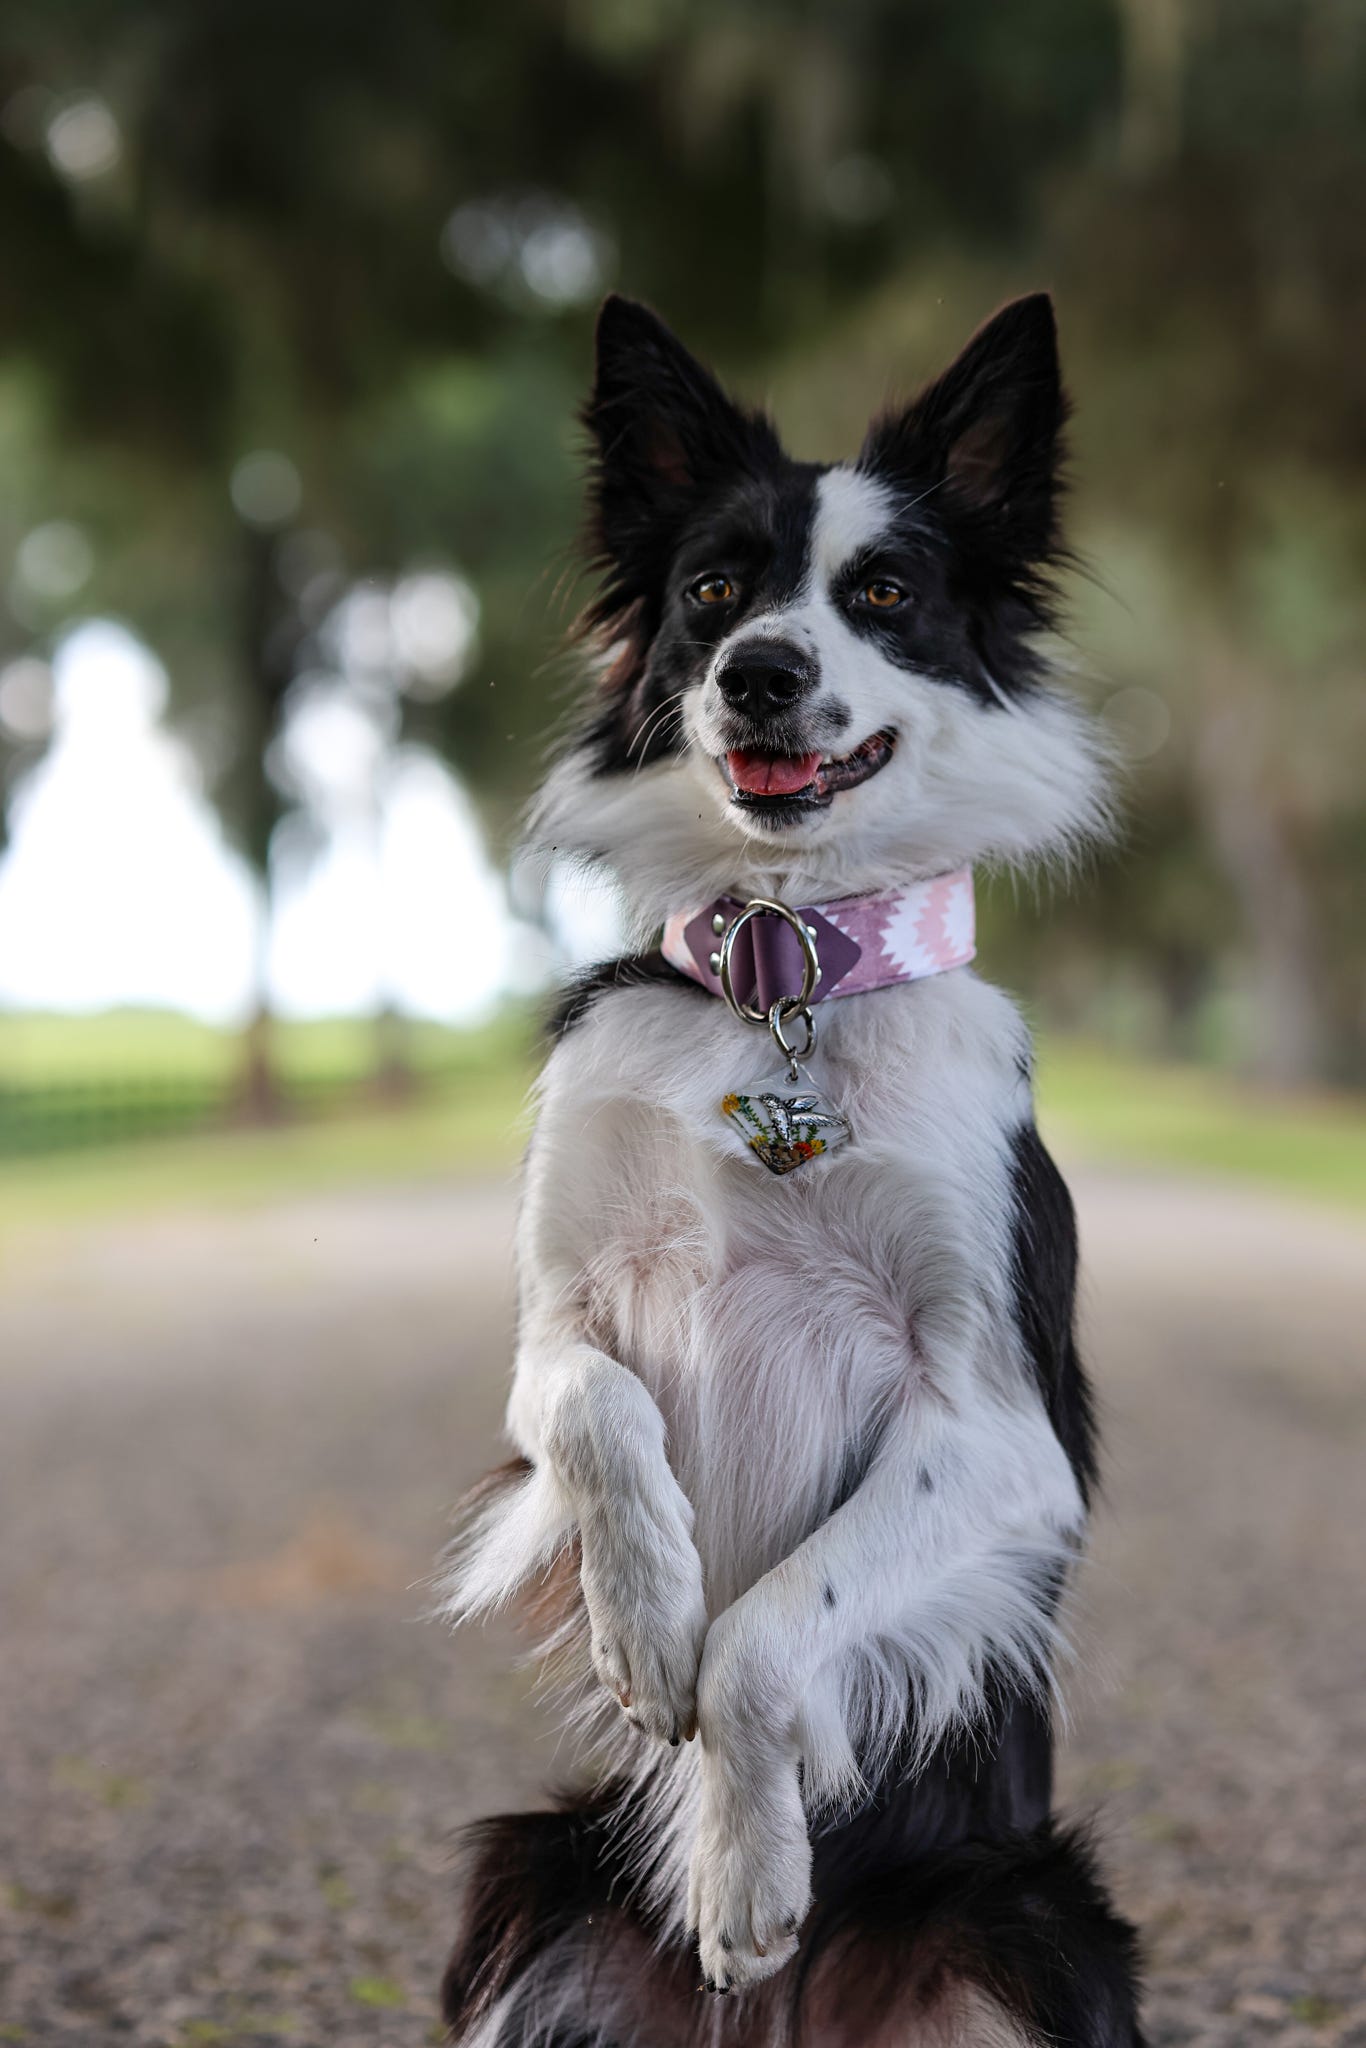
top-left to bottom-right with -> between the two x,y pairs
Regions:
687,1763 -> 812,1993
581,1516 -> 708,1746
588,1592 -> 706,1746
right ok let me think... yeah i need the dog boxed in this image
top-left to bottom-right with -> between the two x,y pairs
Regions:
438,293 -> 1145,2046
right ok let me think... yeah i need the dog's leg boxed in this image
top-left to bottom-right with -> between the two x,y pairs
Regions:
445,1301 -> 708,1746
522,1315 -> 708,1745
801,1821 -> 1146,2048
687,1311 -> 1085,1992
442,1053 -> 712,1746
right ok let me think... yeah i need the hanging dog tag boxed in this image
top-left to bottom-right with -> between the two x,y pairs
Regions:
712,900 -> 851,1174
720,1063 -> 852,1176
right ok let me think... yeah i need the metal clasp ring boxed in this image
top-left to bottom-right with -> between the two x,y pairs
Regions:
716,897 -> 820,1026
768,999 -> 815,1070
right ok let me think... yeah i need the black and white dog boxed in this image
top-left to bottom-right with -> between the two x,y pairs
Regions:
440,295 -> 1145,2046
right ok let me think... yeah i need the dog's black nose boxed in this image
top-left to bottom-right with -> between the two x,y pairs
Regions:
716,641 -> 814,721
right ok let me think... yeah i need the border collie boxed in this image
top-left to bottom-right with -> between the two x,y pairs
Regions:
438,294 -> 1145,2047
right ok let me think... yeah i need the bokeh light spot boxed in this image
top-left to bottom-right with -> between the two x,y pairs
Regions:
230,451 -> 303,529
45,95 -> 122,182
441,192 -> 612,309
824,154 -> 894,225
15,521 -> 94,601
0,658 -> 55,742
1101,686 -> 1172,761
391,571 -> 479,696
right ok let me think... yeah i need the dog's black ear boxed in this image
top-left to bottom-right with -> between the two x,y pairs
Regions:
584,296 -> 780,575
860,295 -> 1065,559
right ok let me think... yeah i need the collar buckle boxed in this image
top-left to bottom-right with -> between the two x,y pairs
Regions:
716,896 -> 821,1027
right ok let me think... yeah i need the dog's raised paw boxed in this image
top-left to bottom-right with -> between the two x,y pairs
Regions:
687,1796 -> 812,1991
591,1613 -> 704,1744
582,1530 -> 708,1747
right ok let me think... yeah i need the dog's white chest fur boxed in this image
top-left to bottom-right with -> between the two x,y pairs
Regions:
449,955 -> 1085,1960
513,969 -> 1039,1614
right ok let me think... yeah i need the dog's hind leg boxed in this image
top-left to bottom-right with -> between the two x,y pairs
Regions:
796,1822 -> 1145,2048
442,1795 -> 708,2048
443,1808 -> 1143,2048
446,1920 -> 704,2048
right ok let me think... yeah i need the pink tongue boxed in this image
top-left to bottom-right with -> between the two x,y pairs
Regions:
726,749 -> 823,797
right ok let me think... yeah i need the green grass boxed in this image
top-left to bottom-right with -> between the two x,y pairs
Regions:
0,1062 -> 534,1231
0,1013 -> 1360,1229
0,1007 -> 538,1198
0,1007 -> 219,1083
0,1007 -> 506,1085
347,1977 -> 407,2010
1036,1041 -> 1366,1210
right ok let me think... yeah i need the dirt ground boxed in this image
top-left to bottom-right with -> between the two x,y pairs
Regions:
0,1163 -> 1362,2047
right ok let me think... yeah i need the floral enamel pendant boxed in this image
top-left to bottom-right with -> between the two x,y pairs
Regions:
721,1065 -> 852,1176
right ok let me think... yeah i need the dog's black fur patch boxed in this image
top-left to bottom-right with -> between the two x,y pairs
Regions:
856,292 -> 1070,705
547,950 -> 706,1041
799,1814 -> 1146,2048
441,1784 -> 641,2040
579,296 -> 803,776
1008,1120 -> 1100,1506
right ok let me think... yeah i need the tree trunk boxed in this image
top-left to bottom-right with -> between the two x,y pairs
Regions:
1193,654 -> 1324,1087
370,1003 -> 416,1104
236,1002 -> 286,1123
233,884 -> 288,1123
228,524 -> 296,1123
1118,0 -> 1186,175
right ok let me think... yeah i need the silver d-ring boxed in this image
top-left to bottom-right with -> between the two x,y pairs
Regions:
716,897 -> 820,1025
768,999 -> 816,1063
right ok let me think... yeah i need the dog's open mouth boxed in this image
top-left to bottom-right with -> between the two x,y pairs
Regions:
723,729 -> 897,813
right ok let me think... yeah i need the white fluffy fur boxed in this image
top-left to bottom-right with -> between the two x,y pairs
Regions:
439,465 -> 1104,1998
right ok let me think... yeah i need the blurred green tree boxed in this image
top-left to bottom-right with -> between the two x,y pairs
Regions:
0,0 -> 1361,1084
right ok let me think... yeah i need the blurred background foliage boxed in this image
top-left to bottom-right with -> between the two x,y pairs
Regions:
0,0 -> 1363,1169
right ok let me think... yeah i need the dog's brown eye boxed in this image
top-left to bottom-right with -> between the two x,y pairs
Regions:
863,580 -> 905,609
692,576 -> 735,605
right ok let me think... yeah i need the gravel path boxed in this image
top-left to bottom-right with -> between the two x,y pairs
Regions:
0,1165 -> 1361,2046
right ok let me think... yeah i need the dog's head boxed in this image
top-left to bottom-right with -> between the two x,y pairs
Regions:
536,295 -> 1108,922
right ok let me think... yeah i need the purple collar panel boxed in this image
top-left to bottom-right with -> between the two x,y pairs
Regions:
661,870 -> 976,1012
